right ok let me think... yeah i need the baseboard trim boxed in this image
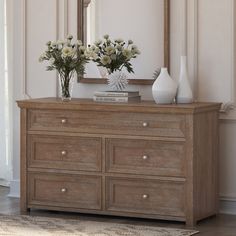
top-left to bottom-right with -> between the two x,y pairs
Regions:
220,199 -> 236,215
8,179 -> 20,198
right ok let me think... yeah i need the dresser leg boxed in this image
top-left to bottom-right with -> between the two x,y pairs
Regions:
186,218 -> 197,228
20,204 -> 30,214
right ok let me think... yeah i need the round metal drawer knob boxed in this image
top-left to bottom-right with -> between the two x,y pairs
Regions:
61,188 -> 67,193
61,119 -> 67,124
61,151 -> 67,156
142,122 -> 149,127
142,194 -> 149,199
142,155 -> 149,160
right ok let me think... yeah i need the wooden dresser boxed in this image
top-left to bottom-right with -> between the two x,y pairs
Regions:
17,98 -> 221,226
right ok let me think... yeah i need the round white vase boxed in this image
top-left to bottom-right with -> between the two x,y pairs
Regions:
176,56 -> 193,104
152,68 -> 177,104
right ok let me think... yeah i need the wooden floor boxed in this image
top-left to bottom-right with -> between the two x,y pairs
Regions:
0,186 -> 236,236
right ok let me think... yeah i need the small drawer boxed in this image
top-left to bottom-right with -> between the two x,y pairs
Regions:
106,177 -> 185,217
28,173 -> 102,210
28,109 -> 186,138
28,135 -> 102,172
106,138 -> 186,177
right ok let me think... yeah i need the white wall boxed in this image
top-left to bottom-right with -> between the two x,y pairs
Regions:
10,0 -> 236,214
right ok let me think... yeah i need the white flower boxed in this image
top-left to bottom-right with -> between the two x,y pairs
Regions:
95,39 -> 102,46
79,46 -> 86,52
67,34 -> 73,40
46,41 -> 51,46
39,52 -> 47,62
104,34 -> 109,40
122,49 -> 132,59
91,52 -> 98,60
115,38 -> 124,43
133,48 -> 141,55
51,41 -> 57,47
62,46 -> 74,58
57,40 -> 64,45
105,46 -> 115,55
131,45 -> 138,50
128,40 -> 133,45
85,48 -> 98,60
49,58 -> 55,64
77,40 -> 83,46
101,55 -> 111,65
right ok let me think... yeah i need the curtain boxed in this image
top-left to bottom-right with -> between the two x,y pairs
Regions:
0,0 -> 12,186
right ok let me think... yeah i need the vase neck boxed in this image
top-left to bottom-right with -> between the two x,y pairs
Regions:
180,56 -> 187,74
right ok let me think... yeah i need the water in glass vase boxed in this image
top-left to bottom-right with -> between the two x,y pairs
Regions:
58,73 -> 75,101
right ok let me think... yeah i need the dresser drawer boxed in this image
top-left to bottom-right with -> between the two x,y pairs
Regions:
106,138 -> 186,177
28,173 -> 102,210
106,177 -> 185,217
28,135 -> 102,172
28,109 -> 186,138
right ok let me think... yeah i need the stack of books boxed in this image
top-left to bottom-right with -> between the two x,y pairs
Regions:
93,91 -> 141,103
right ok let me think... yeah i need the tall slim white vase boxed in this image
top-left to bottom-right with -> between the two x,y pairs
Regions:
152,68 -> 177,104
176,56 -> 193,104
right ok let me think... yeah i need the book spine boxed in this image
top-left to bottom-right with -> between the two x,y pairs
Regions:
94,92 -> 129,97
93,96 -> 128,102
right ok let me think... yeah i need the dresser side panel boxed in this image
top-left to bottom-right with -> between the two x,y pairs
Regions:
193,111 -> 219,220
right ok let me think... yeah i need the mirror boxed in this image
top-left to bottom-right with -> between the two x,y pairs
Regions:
78,0 -> 170,85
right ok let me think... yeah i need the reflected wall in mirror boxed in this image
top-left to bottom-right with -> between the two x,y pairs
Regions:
78,0 -> 170,85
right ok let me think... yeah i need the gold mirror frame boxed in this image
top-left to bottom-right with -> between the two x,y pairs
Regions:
77,0 -> 170,85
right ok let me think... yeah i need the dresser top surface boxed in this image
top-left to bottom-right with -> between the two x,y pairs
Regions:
17,97 -> 221,114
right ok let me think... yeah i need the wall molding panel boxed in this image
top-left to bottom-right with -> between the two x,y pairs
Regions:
22,0 -> 31,99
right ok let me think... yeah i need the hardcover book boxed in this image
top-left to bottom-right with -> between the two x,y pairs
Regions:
93,95 -> 141,103
94,91 -> 139,97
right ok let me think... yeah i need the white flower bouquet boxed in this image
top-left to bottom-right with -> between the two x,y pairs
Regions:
88,35 -> 140,74
39,35 -> 89,100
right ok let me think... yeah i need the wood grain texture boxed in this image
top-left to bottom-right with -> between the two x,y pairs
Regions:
28,109 -> 186,137
105,177 -> 185,217
20,108 -> 29,213
28,173 -> 102,210
28,135 -> 102,172
17,98 -> 221,114
106,138 -> 186,177
17,98 -> 221,226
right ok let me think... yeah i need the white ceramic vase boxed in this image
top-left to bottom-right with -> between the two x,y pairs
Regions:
152,68 -> 177,104
176,56 -> 193,104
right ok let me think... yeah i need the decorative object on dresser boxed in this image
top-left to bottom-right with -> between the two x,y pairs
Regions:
17,98 -> 221,226
93,90 -> 141,103
176,56 -> 193,104
39,35 -> 89,101
88,35 -> 140,91
152,67 -> 177,104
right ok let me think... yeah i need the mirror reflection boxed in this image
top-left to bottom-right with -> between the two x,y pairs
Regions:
83,0 -> 165,80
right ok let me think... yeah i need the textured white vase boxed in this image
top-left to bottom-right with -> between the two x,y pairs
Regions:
176,56 -> 193,104
108,71 -> 128,91
152,68 -> 177,104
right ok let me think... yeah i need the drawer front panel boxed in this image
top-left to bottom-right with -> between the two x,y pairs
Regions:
28,173 -> 102,210
28,135 -> 102,172
28,109 -> 186,138
106,139 -> 186,177
106,177 -> 185,217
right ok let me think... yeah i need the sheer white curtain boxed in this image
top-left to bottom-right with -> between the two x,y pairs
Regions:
0,0 -> 12,186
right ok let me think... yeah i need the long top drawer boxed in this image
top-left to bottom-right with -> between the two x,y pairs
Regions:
28,109 -> 186,138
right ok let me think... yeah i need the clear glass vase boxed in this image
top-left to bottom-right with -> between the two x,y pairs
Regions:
58,72 -> 75,101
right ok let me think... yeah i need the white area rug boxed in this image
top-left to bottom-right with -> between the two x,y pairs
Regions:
0,215 -> 199,236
